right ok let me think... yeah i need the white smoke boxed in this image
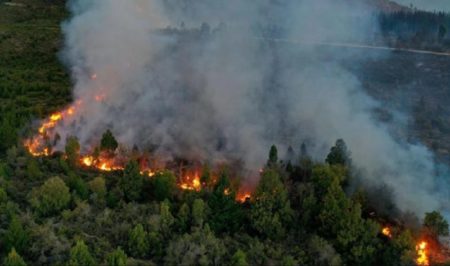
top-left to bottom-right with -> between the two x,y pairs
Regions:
57,0 -> 448,217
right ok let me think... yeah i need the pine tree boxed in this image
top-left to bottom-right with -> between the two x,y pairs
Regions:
267,145 -> 278,167
160,201 -> 174,238
192,198 -> 206,227
3,248 -> 26,266
208,171 -> 243,233
100,129 -> 118,152
106,247 -> 127,266
0,116 -> 17,154
3,216 -> 29,254
65,136 -> 80,167
121,160 -> 143,202
128,224 -> 149,258
68,240 -> 96,266
231,250 -> 249,266
326,139 -> 351,166
251,169 -> 292,239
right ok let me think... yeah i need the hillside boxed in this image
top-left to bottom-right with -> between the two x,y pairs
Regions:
368,0 -> 410,12
0,1 -> 448,266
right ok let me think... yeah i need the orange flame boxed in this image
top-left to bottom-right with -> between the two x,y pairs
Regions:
80,155 -> 124,172
24,105 -> 80,156
237,192 -> 251,203
179,173 -> 201,191
416,241 -> 429,266
382,227 -> 392,238
81,156 -> 94,167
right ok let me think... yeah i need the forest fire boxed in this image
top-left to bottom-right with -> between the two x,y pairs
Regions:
80,155 -> 124,172
382,227 -> 392,238
23,89 -> 256,202
179,173 -> 201,191
24,101 -> 82,156
237,192 -> 251,203
416,241 -> 429,266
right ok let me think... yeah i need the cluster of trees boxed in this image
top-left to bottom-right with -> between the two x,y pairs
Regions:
0,136 -> 448,265
379,10 -> 450,51
1,1 -> 449,265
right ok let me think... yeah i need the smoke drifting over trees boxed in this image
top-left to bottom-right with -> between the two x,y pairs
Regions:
59,0 -> 448,217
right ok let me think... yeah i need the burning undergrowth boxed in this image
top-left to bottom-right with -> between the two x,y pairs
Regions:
24,107 -> 252,202
24,0 -> 449,241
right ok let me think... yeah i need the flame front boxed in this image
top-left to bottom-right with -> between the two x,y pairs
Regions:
25,101 -> 250,202
416,241 -> 429,266
382,227 -> 392,238
24,102 -> 82,156
179,173 -> 201,191
237,192 -> 251,203
80,155 -> 124,172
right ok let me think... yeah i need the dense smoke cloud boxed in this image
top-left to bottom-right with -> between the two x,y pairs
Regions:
59,0 -> 448,217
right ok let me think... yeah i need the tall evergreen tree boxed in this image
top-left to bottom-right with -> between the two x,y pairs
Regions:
121,160 -> 143,202
3,216 -> 29,254
326,139 -> 351,166
267,145 -> 278,167
208,171 -> 243,233
68,240 -> 96,266
100,129 -> 118,152
128,224 -> 149,258
106,247 -> 127,266
251,169 -> 292,239
65,136 -> 80,167
3,248 -> 26,266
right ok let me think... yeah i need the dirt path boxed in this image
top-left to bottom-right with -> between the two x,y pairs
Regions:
259,37 -> 450,57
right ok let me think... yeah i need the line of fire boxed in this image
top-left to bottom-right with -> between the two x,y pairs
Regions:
23,101 -> 252,203
23,91 -> 449,265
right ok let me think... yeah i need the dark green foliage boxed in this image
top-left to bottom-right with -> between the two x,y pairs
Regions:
0,116 -> 17,155
0,4 -> 441,263
380,230 -> 415,266
0,187 -> 7,203
251,169 -> 292,240
160,201 -> 175,238
121,160 -> 143,202
67,173 -> 89,200
25,158 -> 42,180
176,203 -> 190,232
208,172 -> 243,233
231,250 -> 249,266
326,139 -> 351,166
308,235 -> 342,266
65,136 -> 80,167
3,216 -> 29,254
192,198 -> 206,227
152,171 -> 177,201
29,176 -> 71,216
68,240 -> 96,266
128,224 -> 149,258
100,130 -> 118,152
200,164 -> 212,187
106,247 -> 127,266
379,10 -> 450,51
3,248 -> 26,266
423,210 -> 449,237
267,145 -> 278,167
88,176 -> 107,205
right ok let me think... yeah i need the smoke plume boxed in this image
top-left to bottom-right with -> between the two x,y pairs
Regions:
58,0 -> 448,217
